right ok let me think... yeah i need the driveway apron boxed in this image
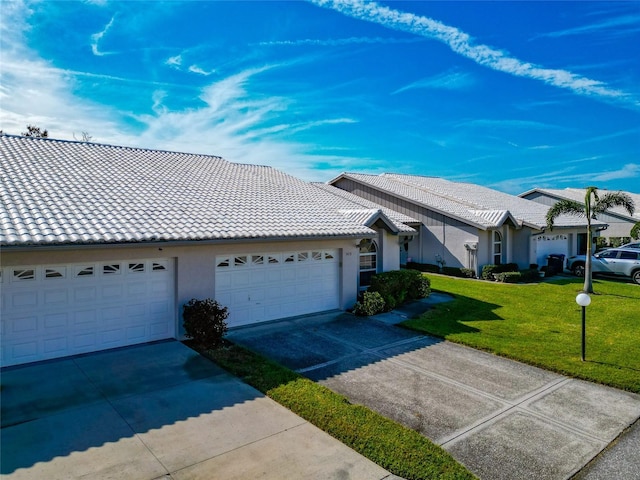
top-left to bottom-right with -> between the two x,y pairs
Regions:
0,340 -> 394,480
229,310 -> 640,480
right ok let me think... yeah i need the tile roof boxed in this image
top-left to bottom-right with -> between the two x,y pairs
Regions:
334,173 -> 598,230
520,188 -> 640,221
1,135 -> 389,246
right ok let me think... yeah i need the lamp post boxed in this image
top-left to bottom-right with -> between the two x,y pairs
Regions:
575,293 -> 591,361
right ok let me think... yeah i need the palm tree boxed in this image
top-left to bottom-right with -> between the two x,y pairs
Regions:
546,187 -> 635,293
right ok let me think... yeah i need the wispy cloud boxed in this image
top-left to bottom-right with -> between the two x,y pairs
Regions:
393,69 -> 475,94
536,14 -> 640,39
489,163 -> 640,194
258,36 -> 422,47
188,65 -> 215,76
165,54 -> 182,67
593,163 -> 640,182
0,4 -> 367,182
165,54 -> 216,76
310,0 -> 639,109
91,15 -> 116,56
457,119 -> 563,131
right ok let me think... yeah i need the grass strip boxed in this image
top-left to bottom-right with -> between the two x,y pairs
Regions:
403,275 -> 640,393
203,343 -> 475,480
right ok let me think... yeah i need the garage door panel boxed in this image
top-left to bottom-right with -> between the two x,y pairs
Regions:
127,281 -> 147,296
74,309 -> 97,327
43,337 -> 68,355
72,332 -> 96,350
44,289 -> 68,306
43,312 -> 69,330
10,291 -> 38,308
74,286 -> 97,302
1,258 -> 176,366
102,284 -> 123,299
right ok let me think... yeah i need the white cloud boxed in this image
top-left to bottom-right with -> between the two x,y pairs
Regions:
258,36 -> 422,47
311,0 -> 639,109
537,14 -> 640,39
165,54 -> 182,67
489,163 -> 640,194
188,64 -> 215,76
593,163 -> 640,182
393,69 -> 475,94
91,15 -> 116,56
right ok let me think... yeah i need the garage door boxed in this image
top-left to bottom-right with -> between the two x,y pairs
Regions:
532,234 -> 569,267
215,250 -> 340,327
1,258 -> 175,367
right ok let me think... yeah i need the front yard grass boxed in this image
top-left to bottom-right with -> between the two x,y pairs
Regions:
403,275 -> 640,393
204,343 -> 475,480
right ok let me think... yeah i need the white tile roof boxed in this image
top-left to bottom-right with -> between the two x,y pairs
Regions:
335,173 -> 597,230
521,188 -> 640,221
1,135 -> 385,246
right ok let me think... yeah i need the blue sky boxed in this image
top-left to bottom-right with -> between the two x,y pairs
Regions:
1,0 -> 639,194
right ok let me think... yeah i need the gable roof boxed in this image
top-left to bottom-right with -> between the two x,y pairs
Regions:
1,135 -> 388,247
520,188 -> 640,221
330,173 -> 599,230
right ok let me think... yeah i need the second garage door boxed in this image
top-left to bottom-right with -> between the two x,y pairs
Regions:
215,250 -> 340,327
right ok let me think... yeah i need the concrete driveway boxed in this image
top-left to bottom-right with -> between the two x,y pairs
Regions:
0,340 -> 395,480
229,310 -> 640,480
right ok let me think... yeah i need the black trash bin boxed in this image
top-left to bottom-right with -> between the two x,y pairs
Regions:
547,254 -> 565,275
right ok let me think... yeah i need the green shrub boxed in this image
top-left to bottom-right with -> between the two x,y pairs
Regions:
353,291 -> 386,316
481,263 -> 519,280
461,268 -> 476,278
369,270 -> 431,312
519,269 -> 542,283
495,272 -> 522,283
183,298 -> 229,349
441,266 -> 477,278
406,262 -> 440,273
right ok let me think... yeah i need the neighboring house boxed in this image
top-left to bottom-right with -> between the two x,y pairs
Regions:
329,173 -> 603,274
520,188 -> 640,247
0,135 -> 414,367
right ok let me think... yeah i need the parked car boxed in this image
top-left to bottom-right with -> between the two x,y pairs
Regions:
566,248 -> 640,285
620,242 -> 640,249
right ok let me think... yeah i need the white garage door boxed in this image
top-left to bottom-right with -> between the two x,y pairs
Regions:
532,234 -> 569,267
215,250 -> 340,327
1,258 -> 175,367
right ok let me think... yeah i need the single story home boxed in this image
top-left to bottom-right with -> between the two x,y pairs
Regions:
520,188 -> 639,247
328,173 -> 603,274
0,135 -> 415,366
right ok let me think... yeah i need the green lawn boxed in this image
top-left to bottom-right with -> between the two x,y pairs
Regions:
403,275 -> 640,393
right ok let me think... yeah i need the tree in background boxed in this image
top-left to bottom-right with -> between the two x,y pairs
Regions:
631,222 -> 640,240
546,187 -> 634,293
22,125 -> 49,138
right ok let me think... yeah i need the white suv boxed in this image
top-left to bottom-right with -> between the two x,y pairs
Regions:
566,248 -> 640,285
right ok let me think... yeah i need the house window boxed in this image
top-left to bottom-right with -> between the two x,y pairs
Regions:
493,231 -> 502,265
103,264 -> 121,275
359,239 -> 378,288
129,263 -> 145,273
45,267 -> 66,279
77,266 -> 94,277
13,269 -> 35,281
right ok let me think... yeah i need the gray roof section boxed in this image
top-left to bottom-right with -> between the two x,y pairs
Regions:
335,173 -> 598,230
520,188 -> 640,221
1,135 -> 379,246
311,183 -> 418,233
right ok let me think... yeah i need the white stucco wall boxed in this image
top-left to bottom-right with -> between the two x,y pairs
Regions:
380,230 -> 401,273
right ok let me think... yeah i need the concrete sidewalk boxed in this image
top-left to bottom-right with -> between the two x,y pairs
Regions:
1,340 -> 396,480
229,304 -> 640,480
